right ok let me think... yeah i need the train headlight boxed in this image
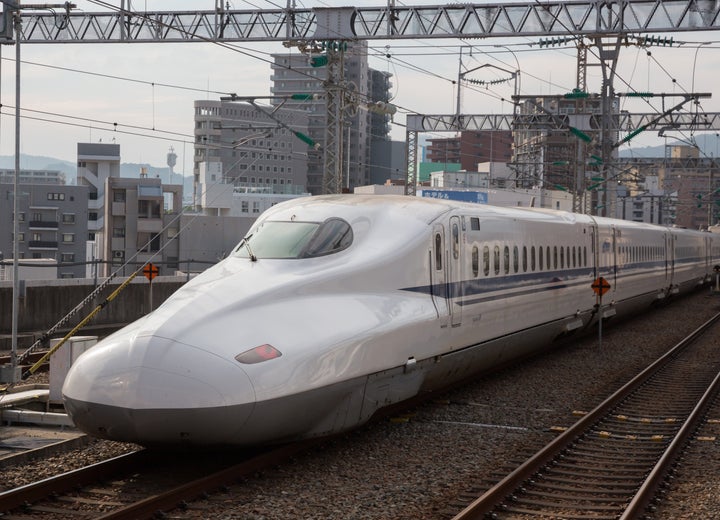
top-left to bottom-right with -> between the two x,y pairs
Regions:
234,344 -> 283,364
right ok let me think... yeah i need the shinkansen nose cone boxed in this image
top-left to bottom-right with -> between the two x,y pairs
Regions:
62,334 -> 256,446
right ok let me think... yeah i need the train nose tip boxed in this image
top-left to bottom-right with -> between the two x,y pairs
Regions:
62,334 -> 256,445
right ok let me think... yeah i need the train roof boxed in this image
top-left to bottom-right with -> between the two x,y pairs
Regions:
257,195 -> 713,237
261,194 -> 585,224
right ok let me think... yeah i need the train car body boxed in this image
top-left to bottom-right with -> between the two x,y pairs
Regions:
63,195 -> 719,446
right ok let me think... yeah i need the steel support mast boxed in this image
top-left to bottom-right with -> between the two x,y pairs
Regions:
4,1 -> 720,197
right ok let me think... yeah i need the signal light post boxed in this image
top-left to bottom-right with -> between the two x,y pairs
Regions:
143,263 -> 159,312
592,276 -> 611,347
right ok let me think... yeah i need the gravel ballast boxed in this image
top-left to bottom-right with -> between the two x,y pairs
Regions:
2,290 -> 719,519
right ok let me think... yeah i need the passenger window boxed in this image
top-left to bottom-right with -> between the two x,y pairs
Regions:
539,246 -> 544,271
522,246 -> 528,272
531,246 -> 536,271
583,246 -> 587,267
572,246 -> 576,268
560,246 -> 565,268
504,246 -> 510,274
513,246 -> 519,273
472,246 -> 479,277
434,233 -> 442,270
547,246 -> 552,269
494,246 -> 500,275
470,217 -> 480,231
483,246 -> 490,276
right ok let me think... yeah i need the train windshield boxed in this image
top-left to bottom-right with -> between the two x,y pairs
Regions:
234,218 -> 353,259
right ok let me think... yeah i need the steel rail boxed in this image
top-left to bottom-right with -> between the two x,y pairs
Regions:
0,450 -> 146,512
620,360 -> 720,519
0,438 -> 324,519
452,310 -> 720,520
94,439 -> 321,520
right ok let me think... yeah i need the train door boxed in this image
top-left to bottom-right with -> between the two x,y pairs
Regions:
589,224 -> 599,280
705,235 -> 711,274
430,224 -> 450,327
611,226 -> 618,292
665,232 -> 675,288
448,216 -> 463,327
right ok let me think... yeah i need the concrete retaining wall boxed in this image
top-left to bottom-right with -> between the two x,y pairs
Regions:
0,277 -> 186,349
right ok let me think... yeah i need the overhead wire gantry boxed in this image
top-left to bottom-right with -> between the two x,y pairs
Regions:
2,0 -> 720,200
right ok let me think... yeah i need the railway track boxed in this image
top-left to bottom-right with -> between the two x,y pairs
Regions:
452,311 -> 720,520
0,352 -> 48,373
0,439 -> 321,519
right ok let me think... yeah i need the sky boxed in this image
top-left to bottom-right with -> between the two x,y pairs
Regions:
1,0 -> 720,179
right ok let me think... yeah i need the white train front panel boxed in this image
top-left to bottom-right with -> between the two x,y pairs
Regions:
62,195 -> 718,446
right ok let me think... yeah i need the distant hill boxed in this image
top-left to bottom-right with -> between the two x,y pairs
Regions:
0,154 -> 76,179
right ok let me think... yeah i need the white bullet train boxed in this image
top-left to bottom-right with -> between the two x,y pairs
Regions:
62,195 -> 720,446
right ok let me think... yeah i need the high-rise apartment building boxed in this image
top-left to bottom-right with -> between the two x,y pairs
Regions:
427,131 -> 513,172
0,179 -> 88,279
193,100 -> 309,207
77,143 -> 182,278
270,41 -> 393,194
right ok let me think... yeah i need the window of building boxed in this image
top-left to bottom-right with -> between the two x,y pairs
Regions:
62,233 -> 74,243
113,227 -> 125,238
241,201 -> 249,213
252,201 -> 260,213
113,190 -> 126,202
61,253 -> 75,262
47,192 -> 65,201
62,213 -> 75,224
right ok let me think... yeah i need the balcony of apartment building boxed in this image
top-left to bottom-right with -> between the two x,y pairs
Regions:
29,239 -> 58,250
88,191 -> 104,211
28,219 -> 58,230
137,232 -> 161,265
88,210 -> 103,231
137,197 -> 163,233
112,200 -> 126,216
